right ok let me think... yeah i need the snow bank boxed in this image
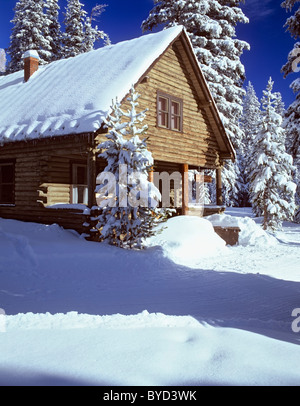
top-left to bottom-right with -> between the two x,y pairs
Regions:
0,213 -> 300,385
146,216 -> 227,266
206,214 -> 278,247
5,310 -> 199,331
1,311 -> 300,386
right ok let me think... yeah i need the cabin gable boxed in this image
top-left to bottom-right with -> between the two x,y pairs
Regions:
117,36 -> 229,169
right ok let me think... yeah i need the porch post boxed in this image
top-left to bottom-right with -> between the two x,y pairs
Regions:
148,167 -> 154,183
87,134 -> 97,207
216,166 -> 223,206
181,163 -> 189,215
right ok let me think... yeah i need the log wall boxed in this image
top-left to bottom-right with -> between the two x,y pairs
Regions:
0,135 -> 90,233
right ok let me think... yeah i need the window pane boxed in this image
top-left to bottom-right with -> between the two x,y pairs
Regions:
72,185 -> 88,204
76,166 -> 87,185
72,164 -> 88,204
171,101 -> 179,115
158,111 -> 168,127
1,164 -> 14,183
158,97 -> 169,128
171,101 -> 181,131
158,97 -> 168,112
0,163 -> 14,204
0,185 -> 14,204
171,115 -> 180,131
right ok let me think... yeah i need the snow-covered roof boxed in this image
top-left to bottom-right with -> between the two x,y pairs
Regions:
0,26 -> 183,144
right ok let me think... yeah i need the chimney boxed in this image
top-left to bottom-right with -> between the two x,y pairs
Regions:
23,50 -> 40,82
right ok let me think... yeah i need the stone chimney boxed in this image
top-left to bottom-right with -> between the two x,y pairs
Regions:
23,50 -> 40,82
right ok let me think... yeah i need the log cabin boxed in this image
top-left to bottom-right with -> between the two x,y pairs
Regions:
0,26 -> 235,236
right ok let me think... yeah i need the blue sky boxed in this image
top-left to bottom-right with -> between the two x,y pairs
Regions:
0,0 -> 297,107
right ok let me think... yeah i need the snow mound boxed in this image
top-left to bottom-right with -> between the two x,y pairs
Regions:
206,214 -> 278,247
6,310 -> 200,332
146,216 -> 227,266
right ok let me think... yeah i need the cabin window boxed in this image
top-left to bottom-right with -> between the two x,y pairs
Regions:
0,162 -> 15,205
71,163 -> 88,205
157,92 -> 183,132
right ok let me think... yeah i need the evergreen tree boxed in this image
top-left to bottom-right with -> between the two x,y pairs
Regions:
62,1 -> 109,58
62,0 -> 87,58
249,78 -> 296,231
6,0 -> 52,73
240,81 -> 262,205
95,87 -> 163,249
82,5 -> 110,53
281,0 -> 300,221
44,0 -> 63,62
142,0 -> 250,206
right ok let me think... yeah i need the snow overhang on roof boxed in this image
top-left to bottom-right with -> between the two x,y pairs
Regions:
0,26 -> 184,144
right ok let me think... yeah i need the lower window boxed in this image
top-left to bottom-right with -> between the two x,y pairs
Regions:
71,163 -> 88,205
0,162 -> 15,205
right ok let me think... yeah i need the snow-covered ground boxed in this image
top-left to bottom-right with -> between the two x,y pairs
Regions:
0,208 -> 299,386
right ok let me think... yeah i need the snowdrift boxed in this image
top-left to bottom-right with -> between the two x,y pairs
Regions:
145,216 -> 228,266
206,213 -> 278,247
0,212 -> 300,386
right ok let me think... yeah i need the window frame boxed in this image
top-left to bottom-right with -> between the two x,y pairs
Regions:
0,160 -> 15,206
71,162 -> 88,205
157,91 -> 183,132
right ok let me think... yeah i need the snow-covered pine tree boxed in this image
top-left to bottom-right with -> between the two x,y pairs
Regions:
44,0 -> 63,62
62,0 -> 87,58
142,0 -> 250,206
95,87 -> 163,249
82,5 -> 110,53
249,78 -> 296,231
0,49 -> 6,74
240,81 -> 261,205
281,0 -> 300,221
6,0 -> 52,73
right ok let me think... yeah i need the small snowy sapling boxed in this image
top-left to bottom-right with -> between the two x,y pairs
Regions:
95,86 -> 169,249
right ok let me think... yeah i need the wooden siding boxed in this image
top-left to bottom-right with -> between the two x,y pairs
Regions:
103,37 -> 222,169
0,135 -> 91,233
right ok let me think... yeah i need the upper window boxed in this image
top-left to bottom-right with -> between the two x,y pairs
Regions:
157,92 -> 183,132
0,161 -> 15,205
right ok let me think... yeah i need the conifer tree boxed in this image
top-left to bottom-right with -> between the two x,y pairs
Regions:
82,5 -> 110,52
142,0 -> 250,206
44,0 -> 63,62
95,87 -> 162,249
240,81 -> 262,205
6,0 -> 51,73
62,1 -> 110,58
249,78 -> 296,231
281,0 -> 300,221
62,0 -> 87,58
